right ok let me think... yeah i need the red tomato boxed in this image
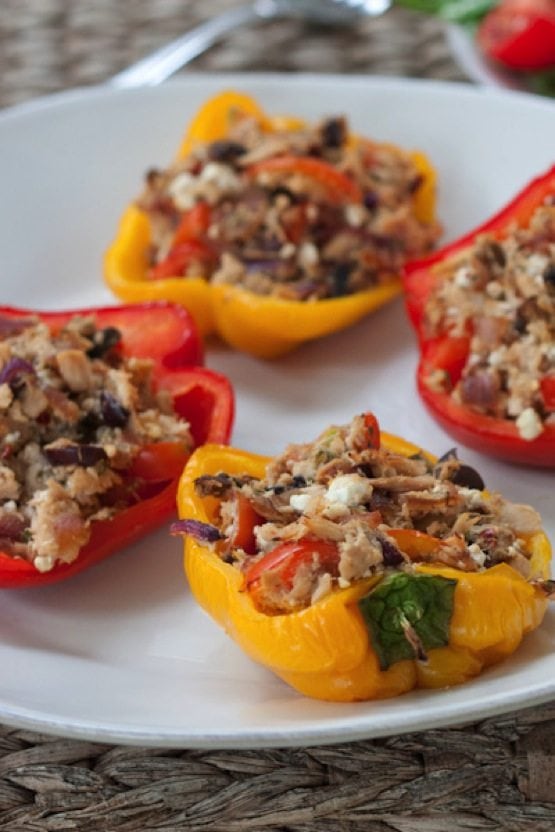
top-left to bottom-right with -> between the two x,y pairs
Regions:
245,538 -> 339,591
421,336 -> 471,388
172,202 -> 212,246
150,240 -> 214,280
230,494 -> 261,555
477,0 -> 555,70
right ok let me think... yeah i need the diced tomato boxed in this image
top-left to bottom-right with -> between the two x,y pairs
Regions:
173,202 -> 212,246
245,538 -> 339,592
282,203 -> 309,244
386,529 -> 443,560
421,336 -> 471,388
230,494 -> 262,555
150,240 -> 214,280
363,412 -> 381,449
477,0 -> 555,71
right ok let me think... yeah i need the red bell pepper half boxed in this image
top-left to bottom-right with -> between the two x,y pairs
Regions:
0,302 -> 234,588
403,165 -> 555,467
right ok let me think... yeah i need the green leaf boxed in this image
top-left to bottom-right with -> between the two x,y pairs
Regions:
394,0 -> 496,23
358,572 -> 457,670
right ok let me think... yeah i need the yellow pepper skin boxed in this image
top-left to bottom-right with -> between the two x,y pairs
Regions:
177,435 -> 551,702
105,91 -> 439,359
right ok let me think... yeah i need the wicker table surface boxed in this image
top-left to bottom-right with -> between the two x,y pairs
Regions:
1,1 -> 554,830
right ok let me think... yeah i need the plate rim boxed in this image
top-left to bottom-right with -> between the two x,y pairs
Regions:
1,69 -> 552,125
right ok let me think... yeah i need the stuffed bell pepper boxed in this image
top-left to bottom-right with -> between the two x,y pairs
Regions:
0,302 -> 234,588
105,90 -> 441,358
174,412 -> 552,702
403,164 -> 555,467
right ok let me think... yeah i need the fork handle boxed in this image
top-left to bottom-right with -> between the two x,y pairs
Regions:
109,0 -> 282,89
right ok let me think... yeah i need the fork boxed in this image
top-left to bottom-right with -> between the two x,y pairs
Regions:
110,0 -> 392,89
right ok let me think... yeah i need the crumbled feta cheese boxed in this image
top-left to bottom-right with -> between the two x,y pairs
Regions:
468,543 -> 486,567
525,253 -> 549,279
458,488 -> 484,509
344,203 -> 366,228
516,407 -> 544,441
454,267 -> 474,289
280,242 -> 296,259
290,493 -> 312,512
488,347 -> 507,367
485,280 -> 504,299
338,576 -> 351,589
325,474 -> 373,507
168,172 -> 196,211
34,555 -> 56,573
431,483 -> 447,495
200,162 -> 241,193
298,242 -> 319,268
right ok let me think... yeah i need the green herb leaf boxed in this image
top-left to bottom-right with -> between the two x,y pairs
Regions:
358,572 -> 457,670
394,0 -> 496,24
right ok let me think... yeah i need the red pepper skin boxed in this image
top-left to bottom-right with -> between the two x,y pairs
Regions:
403,165 -> 555,467
541,376 -> 555,411
0,302 -> 235,588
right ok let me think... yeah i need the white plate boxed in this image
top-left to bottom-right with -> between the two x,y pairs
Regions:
0,75 -> 554,748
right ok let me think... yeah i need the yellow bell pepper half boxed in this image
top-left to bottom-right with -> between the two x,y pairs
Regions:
105,91 -> 439,359
177,433 -> 551,702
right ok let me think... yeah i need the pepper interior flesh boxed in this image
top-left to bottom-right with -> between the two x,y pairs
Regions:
139,112 -> 441,300
0,314 -> 193,573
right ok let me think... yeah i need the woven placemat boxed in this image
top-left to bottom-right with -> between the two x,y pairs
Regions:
1,703 -> 555,830
1,1 -> 554,830
0,0 -> 467,108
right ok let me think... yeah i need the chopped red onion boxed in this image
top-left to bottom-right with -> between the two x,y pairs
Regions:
0,513 -> 26,541
0,316 -> 34,339
100,392 -> 129,428
0,357 -> 36,389
380,537 -> 404,567
170,519 -> 223,542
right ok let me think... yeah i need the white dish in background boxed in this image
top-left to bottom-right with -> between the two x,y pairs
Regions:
446,24 -> 530,92
0,75 -> 553,748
